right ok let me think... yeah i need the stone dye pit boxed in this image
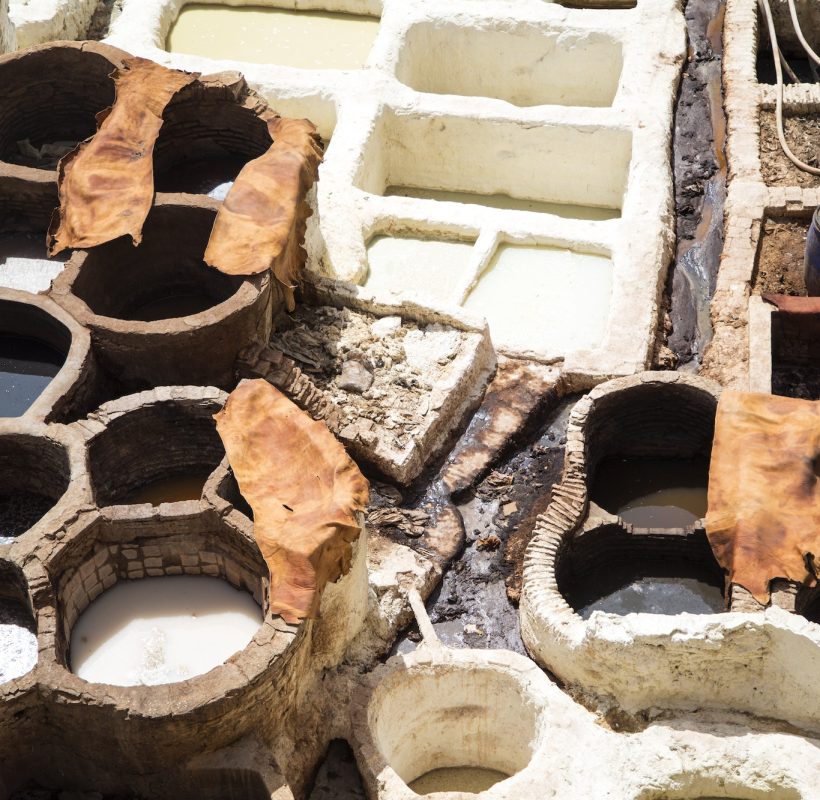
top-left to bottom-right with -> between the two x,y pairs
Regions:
3,2 -> 820,800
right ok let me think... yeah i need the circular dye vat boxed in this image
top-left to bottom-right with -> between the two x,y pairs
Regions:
70,575 -> 261,686
409,766 -> 508,795
0,334 -> 65,417
591,456 -> 709,527
119,471 -> 212,506
0,602 -> 37,683
579,576 -> 725,618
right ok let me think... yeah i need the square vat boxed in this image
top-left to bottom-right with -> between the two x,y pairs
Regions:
364,234 -> 475,304
463,243 -> 613,354
165,4 -> 380,69
395,23 -> 623,108
357,111 -> 631,219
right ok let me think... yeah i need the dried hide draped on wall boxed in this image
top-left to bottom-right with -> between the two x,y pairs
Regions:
215,379 -> 369,623
48,57 -> 322,305
705,390 -> 820,603
48,58 -> 197,253
205,116 -> 323,311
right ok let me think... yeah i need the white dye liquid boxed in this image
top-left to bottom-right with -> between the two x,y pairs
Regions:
463,244 -> 612,354
0,233 -> 67,293
409,767 -> 509,794
0,605 -> 37,684
580,577 -> 724,618
70,575 -> 261,686
385,186 -> 620,221
166,5 -> 380,70
365,235 -> 475,305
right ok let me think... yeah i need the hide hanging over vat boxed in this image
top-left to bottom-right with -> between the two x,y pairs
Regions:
48,58 -> 197,252
215,379 -> 369,622
204,115 -> 323,310
47,57 -> 323,310
705,390 -> 820,603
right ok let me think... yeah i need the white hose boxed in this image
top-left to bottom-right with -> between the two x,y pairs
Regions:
760,0 -> 820,175
787,0 -> 820,67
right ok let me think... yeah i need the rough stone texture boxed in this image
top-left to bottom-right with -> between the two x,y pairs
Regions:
263,274 -> 496,486
8,0 -> 97,49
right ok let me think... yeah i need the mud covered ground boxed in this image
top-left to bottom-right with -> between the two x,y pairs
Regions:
753,217 -> 809,295
666,0 -> 727,368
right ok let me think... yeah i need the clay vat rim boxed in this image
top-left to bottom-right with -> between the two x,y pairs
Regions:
349,646 -> 552,797
50,201 -> 268,335
80,385 -> 229,510
41,509 -> 302,717
0,41 -> 129,176
0,288 -> 92,424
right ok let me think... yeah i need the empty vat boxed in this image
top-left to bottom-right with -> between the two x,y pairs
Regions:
153,80 -> 274,197
70,575 -> 261,686
0,43 -> 121,171
357,110 -> 631,219
0,299 -> 69,417
557,524 -> 726,618
591,456 -> 709,527
463,243 -> 613,354
364,234 -> 475,304
396,23 -> 623,108
87,389 -> 225,507
166,5 -> 380,70
52,201 -> 271,389
0,561 -> 37,683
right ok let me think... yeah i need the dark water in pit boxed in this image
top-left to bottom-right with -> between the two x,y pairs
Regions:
154,156 -> 245,200
0,492 -> 55,542
579,576 -> 724,618
119,472 -> 211,505
124,291 -> 216,322
591,457 -> 709,527
0,334 -> 65,417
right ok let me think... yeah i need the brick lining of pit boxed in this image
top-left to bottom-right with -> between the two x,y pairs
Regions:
0,289 -> 94,422
50,199 -> 274,390
86,387 -> 227,507
0,42 -> 124,175
154,78 -> 273,195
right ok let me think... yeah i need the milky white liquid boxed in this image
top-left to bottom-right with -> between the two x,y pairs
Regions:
365,235 -> 474,305
70,575 -> 261,686
166,5 -> 380,70
0,604 -> 37,684
463,244 -> 612,353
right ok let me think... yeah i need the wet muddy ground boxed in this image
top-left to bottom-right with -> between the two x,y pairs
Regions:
753,217 -> 809,295
666,0 -> 727,368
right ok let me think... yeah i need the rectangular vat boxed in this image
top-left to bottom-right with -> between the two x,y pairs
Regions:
463,243 -> 613,354
357,110 -> 632,215
395,23 -> 623,108
166,4 -> 380,69
364,235 -> 475,304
